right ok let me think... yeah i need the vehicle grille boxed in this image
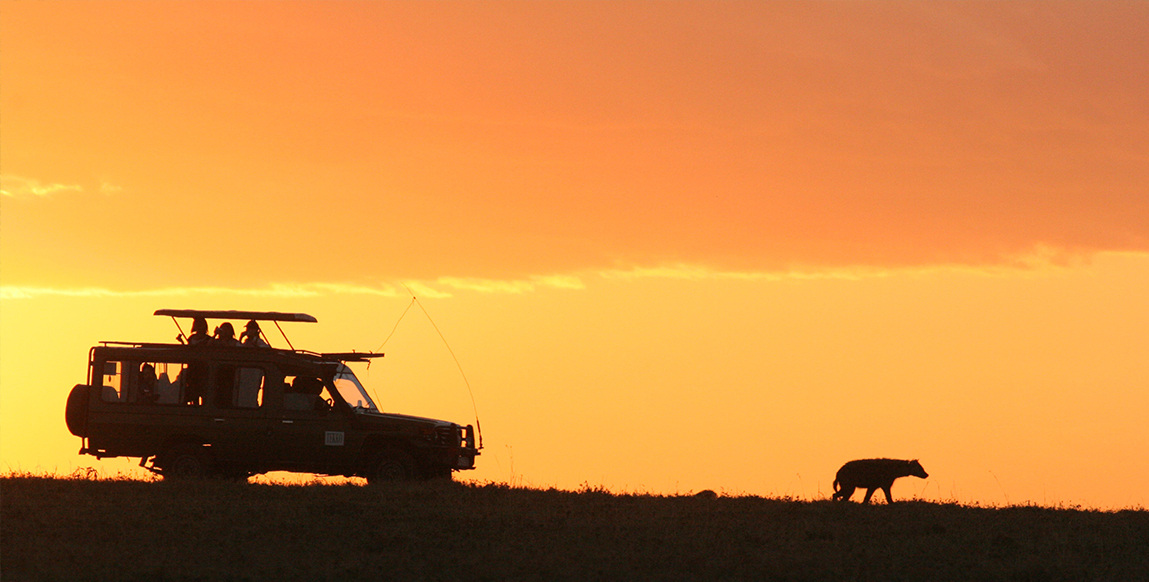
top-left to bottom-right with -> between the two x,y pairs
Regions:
435,426 -> 459,446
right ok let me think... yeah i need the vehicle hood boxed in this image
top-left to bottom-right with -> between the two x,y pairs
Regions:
357,409 -> 456,427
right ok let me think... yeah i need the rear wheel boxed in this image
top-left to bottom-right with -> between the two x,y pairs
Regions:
160,445 -> 213,480
366,448 -> 415,484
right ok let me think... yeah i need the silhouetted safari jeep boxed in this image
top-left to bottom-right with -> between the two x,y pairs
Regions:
65,309 -> 479,482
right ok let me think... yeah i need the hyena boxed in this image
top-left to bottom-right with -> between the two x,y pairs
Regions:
832,459 -> 928,503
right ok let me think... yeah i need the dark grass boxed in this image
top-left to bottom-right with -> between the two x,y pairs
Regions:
2,475 -> 1147,582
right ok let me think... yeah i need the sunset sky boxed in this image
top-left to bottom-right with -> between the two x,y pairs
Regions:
2,1 -> 1147,508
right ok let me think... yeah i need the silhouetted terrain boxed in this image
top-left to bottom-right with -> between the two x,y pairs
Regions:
2,475 -> 1146,581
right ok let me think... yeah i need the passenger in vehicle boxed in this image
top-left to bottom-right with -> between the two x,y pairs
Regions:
138,363 -> 158,403
181,364 -> 207,406
240,320 -> 270,348
155,367 -> 179,404
212,322 -> 240,346
284,376 -> 324,411
187,317 -> 211,345
292,376 -> 324,396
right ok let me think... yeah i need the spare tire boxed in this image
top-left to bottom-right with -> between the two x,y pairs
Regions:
65,384 -> 90,437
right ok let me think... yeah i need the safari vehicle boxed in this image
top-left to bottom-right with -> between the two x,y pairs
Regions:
65,309 -> 479,482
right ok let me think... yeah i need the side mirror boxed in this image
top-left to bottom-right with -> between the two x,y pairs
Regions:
103,362 -> 118,377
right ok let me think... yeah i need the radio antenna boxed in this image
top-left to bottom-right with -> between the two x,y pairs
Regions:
402,283 -> 484,450
374,297 -> 416,354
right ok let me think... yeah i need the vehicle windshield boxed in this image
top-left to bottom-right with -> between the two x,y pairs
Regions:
333,364 -> 379,411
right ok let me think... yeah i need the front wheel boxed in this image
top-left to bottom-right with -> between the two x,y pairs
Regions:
366,448 -> 415,484
425,466 -> 453,480
218,470 -> 252,482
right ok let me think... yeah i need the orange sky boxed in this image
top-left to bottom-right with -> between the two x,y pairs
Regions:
2,2 -> 1147,508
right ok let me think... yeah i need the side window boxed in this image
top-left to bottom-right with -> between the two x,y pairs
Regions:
102,361 -> 191,405
100,361 -> 125,402
209,365 -> 265,409
233,367 -> 265,409
282,375 -> 333,413
146,362 -> 186,405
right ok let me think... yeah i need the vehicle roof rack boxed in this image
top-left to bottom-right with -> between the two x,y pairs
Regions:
322,352 -> 385,363
154,309 -> 318,323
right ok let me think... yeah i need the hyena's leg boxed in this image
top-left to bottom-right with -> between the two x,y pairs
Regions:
862,488 -> 876,503
833,486 -> 855,501
881,486 -> 894,504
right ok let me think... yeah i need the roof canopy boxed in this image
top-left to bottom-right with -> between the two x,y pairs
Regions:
154,309 -> 318,323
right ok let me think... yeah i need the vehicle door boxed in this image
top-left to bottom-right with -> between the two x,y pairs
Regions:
270,373 -> 355,474
202,362 -> 277,473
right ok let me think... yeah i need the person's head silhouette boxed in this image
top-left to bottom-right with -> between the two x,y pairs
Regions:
216,322 -> 236,342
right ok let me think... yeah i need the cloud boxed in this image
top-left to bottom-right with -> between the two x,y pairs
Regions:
436,275 -> 586,294
0,277 -> 586,301
287,283 -> 400,297
533,275 -> 587,290
397,281 -> 453,299
99,182 -> 124,194
0,175 -> 123,198
0,175 -> 85,198
597,264 -> 884,282
0,283 -> 401,301
596,246 -> 1114,282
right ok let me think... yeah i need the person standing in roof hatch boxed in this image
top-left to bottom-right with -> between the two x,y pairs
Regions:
212,322 -> 240,346
187,317 -> 210,345
241,320 -> 270,348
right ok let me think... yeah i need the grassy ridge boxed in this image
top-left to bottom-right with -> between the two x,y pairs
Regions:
2,475 -> 1147,582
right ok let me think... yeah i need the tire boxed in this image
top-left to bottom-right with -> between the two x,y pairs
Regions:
65,384 -> 90,438
426,466 -> 453,481
218,470 -> 252,482
366,448 -> 415,484
161,445 -> 213,480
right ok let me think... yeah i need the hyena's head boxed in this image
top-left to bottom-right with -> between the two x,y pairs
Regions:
908,460 -> 929,479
